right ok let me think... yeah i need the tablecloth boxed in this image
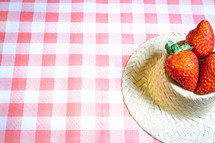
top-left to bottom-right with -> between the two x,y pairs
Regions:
0,0 -> 215,142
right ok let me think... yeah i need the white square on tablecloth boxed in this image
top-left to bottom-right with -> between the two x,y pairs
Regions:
0,117 -> 7,130
82,66 -> 95,78
84,3 -> 96,13
109,117 -> 124,130
108,23 -> 121,33
179,5 -> 192,14
82,44 -> 96,55
81,90 -> 95,103
29,43 -> 43,54
24,91 -> 39,103
81,117 -> 95,130
2,43 -> 17,54
6,22 -> 19,32
51,117 -> 66,130
133,23 -> 146,33
158,24 -> 170,34
57,22 -> 71,33
53,91 -> 67,103
9,2 -> 22,11
54,66 -> 69,78
27,66 -> 41,78
108,44 -> 121,55
34,3 -> 47,12
108,4 -> 120,13
56,44 -> 69,54
0,66 -> 14,78
182,24 -> 195,34
109,67 -> 122,79
108,91 -> 123,103
32,22 -> 45,33
156,4 -> 168,14
0,91 -> 11,103
59,3 -> 71,13
132,3 -> 144,13
203,5 -> 215,15
21,117 -> 37,130
83,23 -> 96,33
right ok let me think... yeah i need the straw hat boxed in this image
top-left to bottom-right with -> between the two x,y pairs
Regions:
122,33 -> 215,143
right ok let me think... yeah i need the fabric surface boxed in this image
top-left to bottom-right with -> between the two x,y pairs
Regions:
0,0 -> 215,142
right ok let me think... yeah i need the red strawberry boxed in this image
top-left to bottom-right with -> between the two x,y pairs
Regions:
165,41 -> 199,91
185,20 -> 214,58
196,53 -> 215,95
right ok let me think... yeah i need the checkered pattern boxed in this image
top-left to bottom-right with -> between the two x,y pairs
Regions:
0,0 -> 215,142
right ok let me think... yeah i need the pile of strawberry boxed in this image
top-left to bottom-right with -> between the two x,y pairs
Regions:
165,20 -> 215,95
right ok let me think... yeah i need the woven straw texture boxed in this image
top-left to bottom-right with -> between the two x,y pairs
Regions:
122,33 -> 215,143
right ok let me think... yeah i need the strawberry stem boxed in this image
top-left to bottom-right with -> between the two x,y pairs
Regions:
165,40 -> 193,55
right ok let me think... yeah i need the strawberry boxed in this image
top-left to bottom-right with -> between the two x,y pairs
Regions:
165,41 -> 199,91
185,20 -> 214,58
196,53 -> 215,95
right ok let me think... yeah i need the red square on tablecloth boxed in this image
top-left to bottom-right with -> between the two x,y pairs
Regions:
71,12 -> 83,22
35,130 -> 51,143
8,103 -> 24,116
40,78 -> 54,90
12,78 -> 27,90
23,0 -> 35,2
0,11 -> 8,21
144,0 -> 155,4
20,12 -> 34,22
122,55 -> 130,67
120,0 -> 132,3
145,13 -> 157,23
66,103 -> 81,116
48,0 -> 60,2
44,33 -> 58,43
4,130 -> 21,143
46,13 -> 59,22
167,0 -> 179,4
72,0 -> 83,2
0,54 -> 1,66
68,78 -> 82,90
125,130 -> 139,143
96,33 -> 109,44
96,55 -> 109,66
96,0 -> 108,3
121,34 -> 134,44
96,78 -> 109,91
42,55 -> 56,66
169,14 -> 182,23
37,103 -> 53,116
70,33 -> 83,44
66,130 -> 80,143
15,55 -> 29,66
69,54 -> 82,65
95,130 -> 110,143
121,13 -> 133,23
191,0 -> 203,4
96,103 -> 109,116
0,32 -> 5,43
96,13 -> 108,23
18,33 -> 31,43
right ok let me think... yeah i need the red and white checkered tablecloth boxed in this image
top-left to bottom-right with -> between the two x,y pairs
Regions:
0,0 -> 215,142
